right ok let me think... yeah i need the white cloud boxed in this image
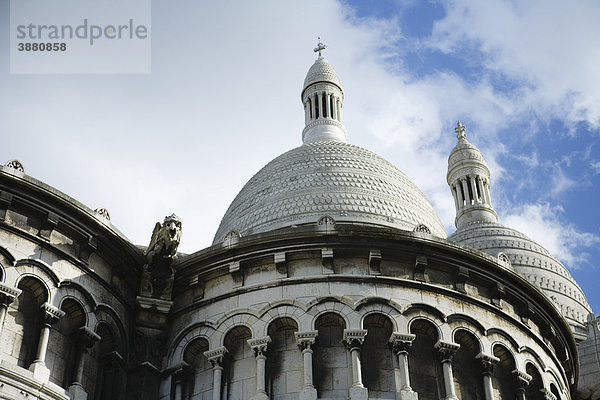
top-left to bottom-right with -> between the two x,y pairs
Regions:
502,203 -> 600,268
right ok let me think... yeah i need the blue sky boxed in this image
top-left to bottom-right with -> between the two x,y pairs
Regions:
1,0 -> 599,314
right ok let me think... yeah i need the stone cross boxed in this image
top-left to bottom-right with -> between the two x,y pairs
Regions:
314,37 -> 327,56
455,121 -> 466,139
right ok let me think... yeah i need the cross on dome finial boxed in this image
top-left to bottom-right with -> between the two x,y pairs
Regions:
314,37 -> 327,57
455,121 -> 466,140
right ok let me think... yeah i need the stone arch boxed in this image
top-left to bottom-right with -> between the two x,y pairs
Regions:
549,382 -> 561,400
169,324 -> 216,366
306,298 -> 357,330
182,337 -> 212,400
519,347 -> 547,372
525,362 -> 545,400
214,312 -> 260,347
95,304 -> 128,358
14,259 -> 60,294
447,313 -> 486,335
546,368 -> 565,394
451,326 -> 483,353
258,302 -> 306,336
408,317 -> 444,400
222,325 -> 255,400
313,312 -> 349,399
55,286 -> 98,330
453,329 -> 485,400
0,245 -> 16,271
406,315 -> 444,341
356,300 -> 401,332
93,321 -> 127,400
487,328 -> 520,355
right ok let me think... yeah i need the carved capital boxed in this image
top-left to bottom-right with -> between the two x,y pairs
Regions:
247,336 -> 271,357
204,347 -> 228,368
0,282 -> 21,306
512,369 -> 532,389
389,333 -> 415,355
435,340 -> 460,363
40,302 -> 65,326
476,353 -> 499,375
295,331 -> 318,351
78,326 -> 101,349
343,329 -> 367,351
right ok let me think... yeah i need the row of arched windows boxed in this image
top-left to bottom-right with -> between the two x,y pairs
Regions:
173,312 -> 564,400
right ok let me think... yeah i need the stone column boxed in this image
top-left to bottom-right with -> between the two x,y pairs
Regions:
332,97 -> 338,120
304,102 -> 309,124
476,353 -> 499,400
389,333 -> 418,400
513,369 -> 532,400
460,178 -> 470,205
295,331 -> 319,400
469,176 -> 479,204
325,93 -> 331,118
435,341 -> 460,400
30,302 -> 65,382
69,327 -> 101,400
476,177 -> 486,205
204,347 -> 228,400
338,100 -> 343,121
311,95 -> 316,120
484,179 -> 493,207
454,183 -> 464,208
0,283 -> 21,337
247,336 -> 271,400
317,93 -> 324,119
343,329 -> 368,400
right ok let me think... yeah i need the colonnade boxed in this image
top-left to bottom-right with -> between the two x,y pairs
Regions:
451,175 -> 492,209
304,91 -> 342,124
170,329 -> 537,400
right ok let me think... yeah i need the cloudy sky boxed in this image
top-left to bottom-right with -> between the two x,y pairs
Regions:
1,0 -> 599,314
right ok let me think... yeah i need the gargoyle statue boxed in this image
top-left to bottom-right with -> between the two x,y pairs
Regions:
139,214 -> 182,299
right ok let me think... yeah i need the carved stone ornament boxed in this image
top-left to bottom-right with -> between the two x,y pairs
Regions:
4,159 -> 25,173
343,329 -> 367,351
476,353 -> 499,375
94,208 -> 111,221
41,302 -> 65,326
512,369 -> 532,388
223,230 -> 241,246
389,333 -> 416,354
295,331 -> 318,351
248,336 -> 271,357
497,252 -> 512,267
140,214 -> 182,300
413,224 -> 431,234
0,282 -> 21,306
78,326 -> 101,349
204,347 -> 228,367
435,340 -> 460,363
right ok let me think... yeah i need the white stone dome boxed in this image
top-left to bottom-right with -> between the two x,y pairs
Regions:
214,141 -> 447,243
302,56 -> 342,94
450,222 -> 592,338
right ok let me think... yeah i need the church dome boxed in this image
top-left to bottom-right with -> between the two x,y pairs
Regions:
302,56 -> 342,93
214,141 -> 447,243
450,216 -> 592,338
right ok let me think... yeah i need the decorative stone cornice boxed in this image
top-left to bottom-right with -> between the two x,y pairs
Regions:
434,340 -> 460,362
295,331 -> 318,351
389,333 -> 415,354
512,369 -> 532,388
247,336 -> 271,357
476,353 -> 499,375
41,302 -> 65,325
343,329 -> 367,351
204,347 -> 228,367
0,282 -> 21,306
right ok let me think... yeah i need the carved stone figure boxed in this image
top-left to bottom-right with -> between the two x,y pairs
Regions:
139,214 -> 182,299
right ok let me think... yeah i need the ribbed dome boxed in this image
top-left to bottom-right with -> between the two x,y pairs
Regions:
214,141 -> 447,243
447,138 -> 487,175
302,56 -> 342,93
450,222 -> 592,338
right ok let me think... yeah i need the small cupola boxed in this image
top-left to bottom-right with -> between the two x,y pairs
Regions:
447,122 -> 498,229
301,39 -> 347,144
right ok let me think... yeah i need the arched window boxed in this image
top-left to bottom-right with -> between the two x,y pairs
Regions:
49,298 -> 86,388
550,383 -> 561,400
223,326 -> 254,400
525,363 -> 544,400
12,277 -> 48,368
94,323 -> 126,400
491,344 -> 517,400
314,312 -> 348,399
361,313 -> 394,399
183,337 -> 211,400
453,330 -> 484,400
408,319 -> 444,400
266,317 -> 301,399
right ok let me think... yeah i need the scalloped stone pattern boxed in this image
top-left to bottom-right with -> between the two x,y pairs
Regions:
450,222 -> 592,330
214,141 -> 446,243
447,139 -> 486,170
303,57 -> 342,90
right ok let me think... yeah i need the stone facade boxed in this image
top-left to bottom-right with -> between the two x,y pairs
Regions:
0,47 -> 597,400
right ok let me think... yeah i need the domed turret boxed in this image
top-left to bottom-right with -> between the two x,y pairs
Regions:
301,40 -> 346,144
447,123 -> 592,339
447,122 -> 498,229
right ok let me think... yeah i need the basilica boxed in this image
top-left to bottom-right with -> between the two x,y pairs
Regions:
0,43 -> 598,400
